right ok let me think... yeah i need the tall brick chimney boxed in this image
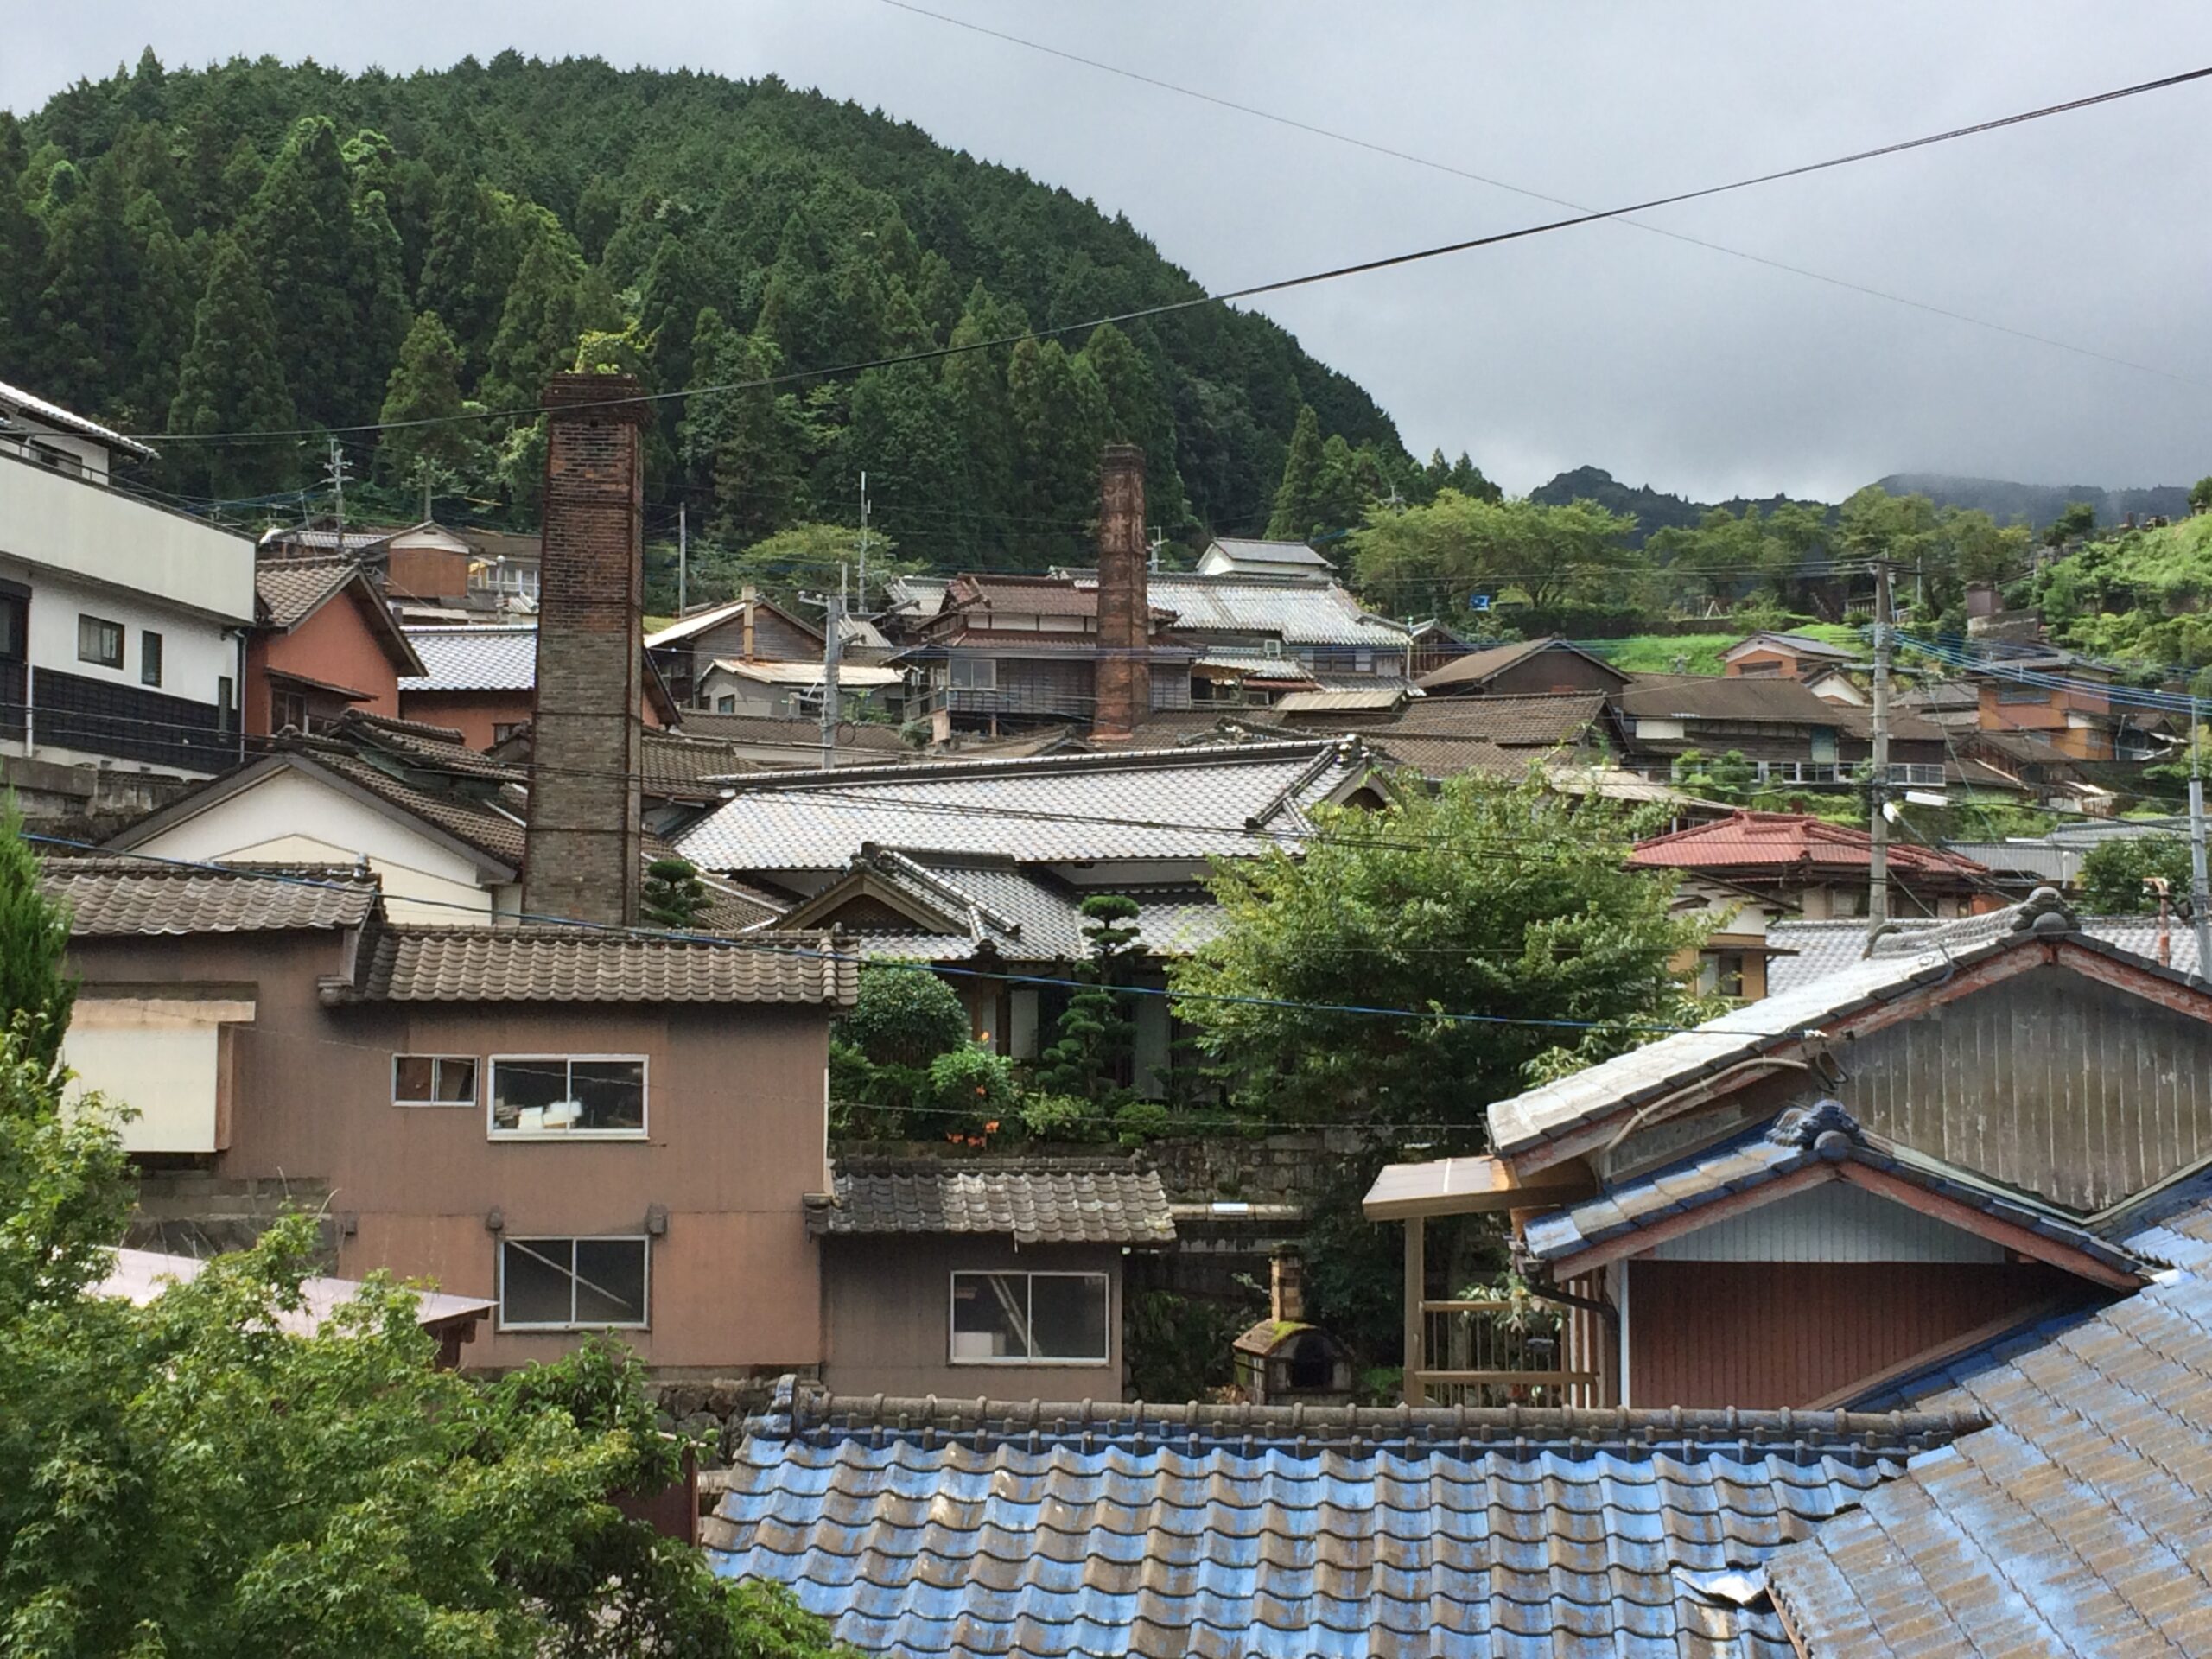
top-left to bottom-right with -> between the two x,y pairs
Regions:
523,372 -> 645,927
1092,443 -> 1148,741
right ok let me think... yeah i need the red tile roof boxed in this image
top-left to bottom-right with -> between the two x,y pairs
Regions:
1630,810 -> 1993,879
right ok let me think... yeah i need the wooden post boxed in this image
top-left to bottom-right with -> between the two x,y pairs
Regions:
1402,1216 -> 1426,1406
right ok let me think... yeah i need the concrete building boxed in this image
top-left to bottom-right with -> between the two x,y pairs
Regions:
0,378 -> 254,780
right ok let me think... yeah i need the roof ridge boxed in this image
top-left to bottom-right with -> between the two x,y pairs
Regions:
707,737 -> 1351,793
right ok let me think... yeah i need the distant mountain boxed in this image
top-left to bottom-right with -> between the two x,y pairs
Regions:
1873,474 -> 2190,532
1528,467 -> 1826,547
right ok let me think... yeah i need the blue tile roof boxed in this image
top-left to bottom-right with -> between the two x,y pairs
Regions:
1522,1102 -> 2152,1283
1765,1180 -> 2212,1655
708,1384 -> 1975,1658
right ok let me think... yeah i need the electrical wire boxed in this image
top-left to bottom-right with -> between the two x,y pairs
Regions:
124,61 -> 2212,447
27,834 -> 1790,1043
874,0 -> 2203,391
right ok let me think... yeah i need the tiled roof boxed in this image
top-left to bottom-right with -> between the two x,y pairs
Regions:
398,624 -> 538,691
1487,893 -> 2171,1159
0,376 -> 156,457
1379,690 -> 1609,747
1764,914 -> 2202,996
327,713 -> 524,781
708,1381 -> 1975,1659
645,594 -> 821,648
810,1156 -> 1176,1244
1898,679 -> 1980,712
254,557 -> 359,630
943,574 -> 1118,620
675,740 -> 1370,873
1726,632 -> 1859,662
343,926 -> 855,1005
1203,536 -> 1332,569
1362,733 -> 1522,779
311,752 -> 528,868
1630,811 -> 1991,880
1765,1180 -> 2212,1656
1144,572 -> 1409,646
1416,637 -> 1623,692
640,730 -> 764,793
1615,673 -> 1848,724
673,712 -> 912,754
1272,686 -> 1408,715
50,858 -> 378,935
1522,1100 -> 2149,1282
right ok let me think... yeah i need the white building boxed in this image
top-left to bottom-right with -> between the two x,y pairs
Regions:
0,380 -> 256,778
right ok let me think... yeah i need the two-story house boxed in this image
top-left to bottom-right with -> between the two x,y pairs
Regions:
246,557 -> 426,735
1719,630 -> 1861,679
0,378 -> 254,780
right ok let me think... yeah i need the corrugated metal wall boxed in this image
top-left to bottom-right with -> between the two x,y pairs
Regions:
1649,1182 -> 2005,1263
1627,1260 -> 2081,1408
1840,964 -> 2212,1211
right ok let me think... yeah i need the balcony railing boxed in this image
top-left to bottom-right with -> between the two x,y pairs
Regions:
1410,1299 -> 1599,1408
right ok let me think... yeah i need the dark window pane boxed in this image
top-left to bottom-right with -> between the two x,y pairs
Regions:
570,1060 -> 645,1132
1030,1274 -> 1108,1360
501,1239 -> 574,1325
572,1239 -> 648,1325
950,1272 -> 1027,1361
491,1058 -> 569,1131
435,1058 -> 477,1103
393,1055 -> 435,1102
140,631 -> 162,687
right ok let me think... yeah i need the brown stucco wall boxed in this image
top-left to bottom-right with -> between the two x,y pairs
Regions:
69,928 -> 832,1373
396,688 -> 537,750
248,591 -> 403,735
820,1234 -> 1124,1397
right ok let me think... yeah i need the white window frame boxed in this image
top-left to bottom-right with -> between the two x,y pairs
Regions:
77,613 -> 124,669
486,1053 -> 649,1141
496,1234 -> 651,1331
391,1053 -> 479,1107
947,1268 -> 1111,1367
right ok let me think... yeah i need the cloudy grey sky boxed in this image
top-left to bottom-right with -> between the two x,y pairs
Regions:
8,2 -> 2211,500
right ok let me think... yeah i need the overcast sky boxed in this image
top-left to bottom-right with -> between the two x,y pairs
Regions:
8,2 -> 2212,500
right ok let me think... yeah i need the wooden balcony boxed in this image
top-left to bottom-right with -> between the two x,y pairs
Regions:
1412,1299 -> 1599,1409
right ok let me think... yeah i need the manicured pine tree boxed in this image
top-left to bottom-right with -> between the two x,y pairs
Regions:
1264,403 -> 1325,541
172,232 -> 297,499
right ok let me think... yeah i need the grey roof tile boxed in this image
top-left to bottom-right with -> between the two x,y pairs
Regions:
1768,1183 -> 2212,1656
398,624 -> 538,691
710,1384 -> 1973,1659
51,857 -> 380,936
676,741 -> 1370,873
812,1156 -> 1176,1244
346,925 -> 855,1005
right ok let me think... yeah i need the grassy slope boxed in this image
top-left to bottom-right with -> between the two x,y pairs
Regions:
1580,622 -> 1859,677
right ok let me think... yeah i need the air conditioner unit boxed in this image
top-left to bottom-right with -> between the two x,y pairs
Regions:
1262,639 -> 1283,659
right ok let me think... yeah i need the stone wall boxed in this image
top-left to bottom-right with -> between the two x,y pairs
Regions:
127,1170 -> 337,1259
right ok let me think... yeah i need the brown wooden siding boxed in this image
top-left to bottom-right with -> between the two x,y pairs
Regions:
1627,1259 -> 2084,1408
1838,963 -> 2212,1211
1484,652 -> 1623,697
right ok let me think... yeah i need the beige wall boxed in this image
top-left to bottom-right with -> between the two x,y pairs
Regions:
821,1234 -> 1124,1397
70,928 -> 834,1373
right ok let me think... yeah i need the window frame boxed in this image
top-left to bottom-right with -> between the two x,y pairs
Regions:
486,1053 -> 649,1141
949,656 -> 997,691
139,628 -> 163,687
76,613 -> 124,669
391,1052 -> 479,1107
496,1234 -> 651,1332
947,1268 -> 1111,1367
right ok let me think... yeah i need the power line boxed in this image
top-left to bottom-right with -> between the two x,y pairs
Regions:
874,0 -> 2202,391
126,62 -> 2212,447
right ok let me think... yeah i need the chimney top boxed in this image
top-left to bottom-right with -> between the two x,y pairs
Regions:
1269,1249 -> 1304,1325
541,370 -> 650,425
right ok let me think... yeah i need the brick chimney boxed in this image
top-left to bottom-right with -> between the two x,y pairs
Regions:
1270,1249 -> 1304,1324
523,372 -> 646,928
1092,443 -> 1149,740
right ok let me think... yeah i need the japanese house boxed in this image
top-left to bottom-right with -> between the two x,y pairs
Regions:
1414,635 -> 1629,698
1629,808 -> 1995,919
246,557 -> 425,735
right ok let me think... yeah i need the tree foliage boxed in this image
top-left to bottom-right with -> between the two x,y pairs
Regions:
0,803 -> 74,1089
1170,770 -> 1715,1133
2078,835 -> 2198,917
639,855 -> 709,929
1350,490 -> 1641,621
1033,894 -> 1143,1103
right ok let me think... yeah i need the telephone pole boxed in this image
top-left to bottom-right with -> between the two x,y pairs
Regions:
323,440 -> 352,556
2190,697 -> 2211,985
677,501 -> 688,619
802,582 -> 845,770
855,472 -> 870,606
1866,558 -> 1894,944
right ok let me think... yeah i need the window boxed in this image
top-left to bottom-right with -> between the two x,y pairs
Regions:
139,630 -> 163,687
492,721 -> 525,745
392,1054 -> 477,1105
1699,950 -> 1748,1000
1998,682 -> 2049,704
217,675 -> 235,732
271,689 -> 309,733
76,613 -> 124,669
488,1056 -> 646,1137
714,695 -> 736,713
1736,660 -> 1782,677
0,595 -> 24,661
950,1270 -> 1109,1364
499,1236 -> 648,1329
949,657 -> 997,691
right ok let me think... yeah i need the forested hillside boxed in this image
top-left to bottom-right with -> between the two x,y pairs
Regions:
1876,473 -> 2190,533
0,48 -> 1433,570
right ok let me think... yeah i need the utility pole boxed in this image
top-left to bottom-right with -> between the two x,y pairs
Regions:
416,457 -> 433,524
1147,524 -> 1166,572
1866,557 -> 1894,944
677,501 -> 688,619
323,440 -> 352,555
802,581 -> 845,770
855,472 -> 870,607
2190,697 -> 2211,985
